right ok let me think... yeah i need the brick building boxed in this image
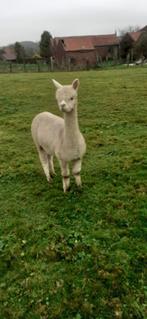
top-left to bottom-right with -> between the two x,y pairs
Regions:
2,47 -> 16,62
54,34 -> 119,68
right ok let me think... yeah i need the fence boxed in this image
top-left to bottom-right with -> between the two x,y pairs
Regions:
1,60 -> 143,73
0,60 -> 122,73
0,62 -> 55,73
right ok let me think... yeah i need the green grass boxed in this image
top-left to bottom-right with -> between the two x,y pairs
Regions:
0,69 -> 147,319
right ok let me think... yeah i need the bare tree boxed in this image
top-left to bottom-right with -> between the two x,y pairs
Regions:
135,32 -> 147,58
118,25 -> 140,37
0,48 -> 4,60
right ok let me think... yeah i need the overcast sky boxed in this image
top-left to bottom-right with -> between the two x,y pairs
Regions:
0,0 -> 147,46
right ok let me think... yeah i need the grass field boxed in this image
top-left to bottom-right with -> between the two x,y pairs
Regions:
0,68 -> 147,319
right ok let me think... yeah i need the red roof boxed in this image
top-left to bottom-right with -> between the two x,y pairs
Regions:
139,25 -> 147,32
93,34 -> 119,46
55,34 -> 119,52
129,31 -> 142,42
3,47 -> 16,61
61,36 -> 94,51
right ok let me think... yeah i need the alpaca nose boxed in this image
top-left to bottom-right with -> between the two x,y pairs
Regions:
61,100 -> 66,107
60,100 -> 66,110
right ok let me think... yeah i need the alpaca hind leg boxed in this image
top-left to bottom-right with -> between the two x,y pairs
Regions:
59,160 -> 70,192
38,148 -> 51,182
72,159 -> 82,187
48,155 -> 56,177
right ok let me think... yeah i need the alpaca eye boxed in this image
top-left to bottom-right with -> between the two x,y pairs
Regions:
70,97 -> 74,101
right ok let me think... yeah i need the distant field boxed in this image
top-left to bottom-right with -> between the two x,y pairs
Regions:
0,69 -> 147,318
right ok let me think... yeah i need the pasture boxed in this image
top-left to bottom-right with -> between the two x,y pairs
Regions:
0,68 -> 147,318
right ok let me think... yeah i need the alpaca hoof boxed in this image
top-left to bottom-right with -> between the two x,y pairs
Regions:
47,177 -> 52,183
64,185 -> 71,193
50,172 -> 56,178
77,186 -> 83,193
67,185 -> 71,192
76,183 -> 82,188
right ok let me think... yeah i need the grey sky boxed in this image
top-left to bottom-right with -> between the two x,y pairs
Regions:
0,0 -> 147,46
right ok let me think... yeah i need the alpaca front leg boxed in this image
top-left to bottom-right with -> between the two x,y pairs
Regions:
38,148 -> 51,182
72,159 -> 82,187
59,160 -> 70,192
48,155 -> 56,177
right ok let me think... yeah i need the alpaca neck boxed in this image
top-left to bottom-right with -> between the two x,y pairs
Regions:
64,105 -> 80,145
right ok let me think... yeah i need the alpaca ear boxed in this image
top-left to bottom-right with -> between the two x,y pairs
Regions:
72,79 -> 80,90
52,79 -> 63,89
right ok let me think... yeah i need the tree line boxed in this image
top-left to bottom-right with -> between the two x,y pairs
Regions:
15,31 -> 53,63
0,31 -> 53,63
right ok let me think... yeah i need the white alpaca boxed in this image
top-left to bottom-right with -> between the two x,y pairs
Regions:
31,79 -> 86,192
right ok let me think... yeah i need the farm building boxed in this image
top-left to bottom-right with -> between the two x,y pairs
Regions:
2,47 -> 16,62
120,25 -> 147,60
54,34 -> 119,68
140,25 -> 147,32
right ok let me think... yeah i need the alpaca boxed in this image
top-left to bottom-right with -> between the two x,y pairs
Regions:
31,79 -> 86,192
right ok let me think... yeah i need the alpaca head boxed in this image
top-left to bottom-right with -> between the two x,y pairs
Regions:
52,79 -> 79,113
